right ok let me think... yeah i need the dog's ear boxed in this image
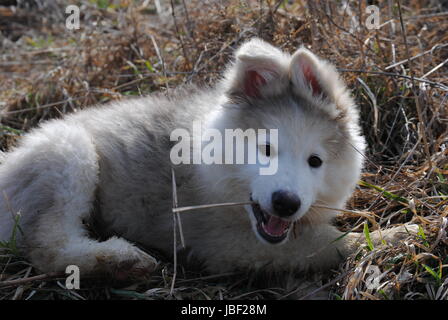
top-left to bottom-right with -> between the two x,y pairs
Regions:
290,48 -> 353,116
290,48 -> 324,97
225,38 -> 289,99
290,48 -> 328,99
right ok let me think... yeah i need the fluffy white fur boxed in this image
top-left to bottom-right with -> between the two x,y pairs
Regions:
0,39 -> 416,280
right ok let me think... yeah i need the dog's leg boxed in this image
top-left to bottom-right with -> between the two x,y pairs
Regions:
368,224 -> 419,246
337,224 -> 418,255
0,122 -> 157,279
302,223 -> 418,270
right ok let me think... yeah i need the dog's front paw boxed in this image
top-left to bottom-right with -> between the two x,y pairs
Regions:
96,246 -> 159,281
371,223 -> 419,246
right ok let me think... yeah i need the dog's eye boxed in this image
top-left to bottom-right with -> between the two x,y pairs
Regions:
308,155 -> 322,168
259,144 -> 271,157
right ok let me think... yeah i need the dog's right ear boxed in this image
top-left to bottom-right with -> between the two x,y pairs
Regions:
224,38 -> 289,99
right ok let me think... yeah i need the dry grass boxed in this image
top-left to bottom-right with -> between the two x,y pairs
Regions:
0,0 -> 447,300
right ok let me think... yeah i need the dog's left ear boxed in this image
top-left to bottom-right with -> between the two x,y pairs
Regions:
290,49 -> 323,97
290,48 -> 345,101
290,48 -> 354,117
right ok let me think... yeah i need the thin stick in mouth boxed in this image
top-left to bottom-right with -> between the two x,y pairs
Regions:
311,204 -> 377,216
173,201 -> 373,216
172,201 -> 254,213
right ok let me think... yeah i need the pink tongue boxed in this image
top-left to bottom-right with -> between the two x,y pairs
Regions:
263,215 -> 290,236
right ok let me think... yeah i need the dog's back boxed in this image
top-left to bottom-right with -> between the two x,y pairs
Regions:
0,85 -> 218,276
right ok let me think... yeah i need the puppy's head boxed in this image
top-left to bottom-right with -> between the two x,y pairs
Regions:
208,38 -> 366,245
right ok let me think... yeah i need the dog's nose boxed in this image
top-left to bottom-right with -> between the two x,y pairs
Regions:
272,190 -> 301,217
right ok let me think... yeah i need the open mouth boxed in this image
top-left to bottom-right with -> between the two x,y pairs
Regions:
250,198 -> 292,244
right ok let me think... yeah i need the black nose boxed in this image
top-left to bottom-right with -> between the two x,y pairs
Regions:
272,190 -> 301,217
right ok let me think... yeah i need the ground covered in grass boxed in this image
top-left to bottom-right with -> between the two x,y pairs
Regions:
0,0 -> 447,300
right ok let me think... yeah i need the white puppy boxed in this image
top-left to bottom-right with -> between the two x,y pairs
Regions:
0,38 -> 416,280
